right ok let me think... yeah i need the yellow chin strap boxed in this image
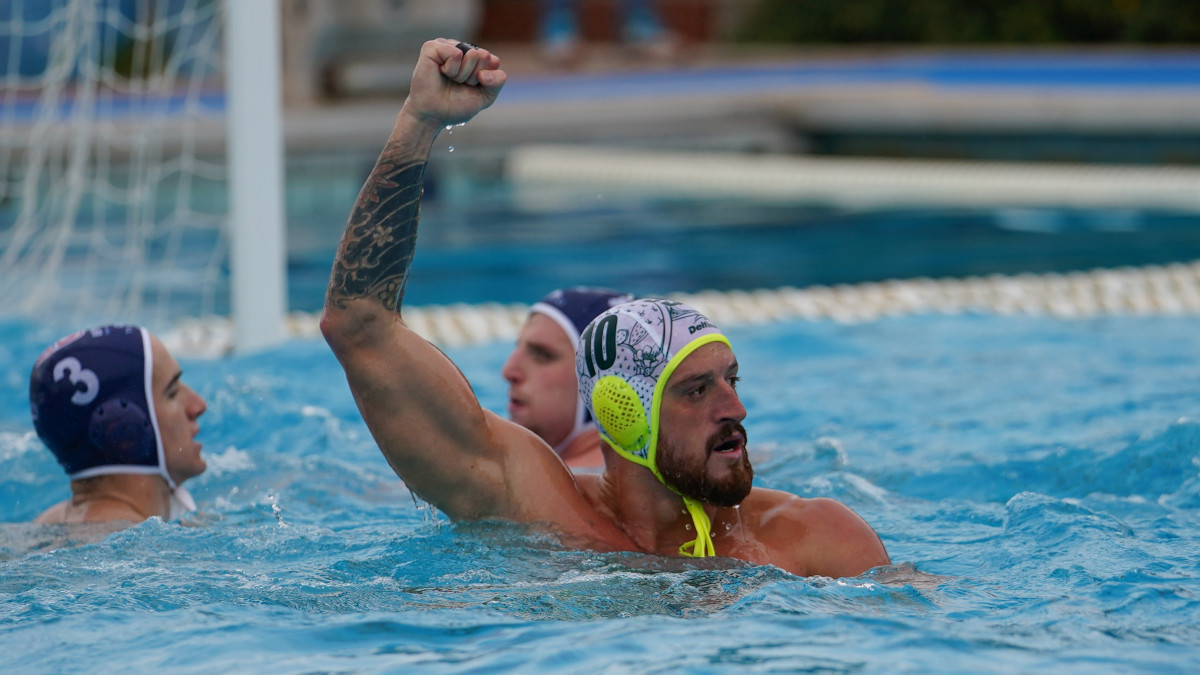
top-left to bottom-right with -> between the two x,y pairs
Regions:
679,497 -> 715,558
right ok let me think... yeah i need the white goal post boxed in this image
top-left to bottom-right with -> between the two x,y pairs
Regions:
225,0 -> 285,353
0,0 -> 286,354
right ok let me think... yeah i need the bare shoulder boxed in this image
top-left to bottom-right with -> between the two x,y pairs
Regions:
32,500 -> 69,524
33,498 -> 144,525
742,488 -> 891,578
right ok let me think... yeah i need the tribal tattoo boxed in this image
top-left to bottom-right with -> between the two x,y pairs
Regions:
327,156 -> 427,312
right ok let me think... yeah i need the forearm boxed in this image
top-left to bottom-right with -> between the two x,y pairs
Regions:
325,38 -> 504,326
326,113 -> 440,316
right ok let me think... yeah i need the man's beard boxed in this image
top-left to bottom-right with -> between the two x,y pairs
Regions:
656,422 -> 753,507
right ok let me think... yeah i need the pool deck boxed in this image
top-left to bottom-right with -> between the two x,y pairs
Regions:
283,43 -> 1200,159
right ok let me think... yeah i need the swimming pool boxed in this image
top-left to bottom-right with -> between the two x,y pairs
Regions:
2,295 -> 1199,670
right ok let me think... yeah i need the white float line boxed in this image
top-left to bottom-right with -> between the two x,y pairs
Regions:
507,145 -> 1200,211
163,261 -> 1200,357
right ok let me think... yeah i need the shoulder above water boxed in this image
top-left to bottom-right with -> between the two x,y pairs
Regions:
729,488 -> 891,577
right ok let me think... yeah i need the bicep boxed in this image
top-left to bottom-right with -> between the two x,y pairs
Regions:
323,300 -> 584,524
332,314 -> 514,518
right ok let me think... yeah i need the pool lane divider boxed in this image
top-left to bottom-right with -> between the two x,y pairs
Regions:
164,260 -> 1200,357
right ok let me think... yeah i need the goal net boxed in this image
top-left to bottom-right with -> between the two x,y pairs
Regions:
0,0 -> 230,332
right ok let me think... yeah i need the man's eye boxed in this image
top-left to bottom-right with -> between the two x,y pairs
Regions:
728,376 -> 741,389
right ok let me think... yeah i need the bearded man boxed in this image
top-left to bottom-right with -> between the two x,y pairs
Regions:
320,38 -> 890,577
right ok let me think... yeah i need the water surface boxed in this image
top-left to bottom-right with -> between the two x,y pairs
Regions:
2,313 -> 1198,672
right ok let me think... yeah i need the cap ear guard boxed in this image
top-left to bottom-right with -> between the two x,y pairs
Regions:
591,375 -> 653,469
88,397 -> 155,465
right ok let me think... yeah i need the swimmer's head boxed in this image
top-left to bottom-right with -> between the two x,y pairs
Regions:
576,298 -> 731,556
507,287 -> 633,455
29,325 -> 181,489
575,298 -> 729,474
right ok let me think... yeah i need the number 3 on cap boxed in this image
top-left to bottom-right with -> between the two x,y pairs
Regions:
53,356 -> 100,406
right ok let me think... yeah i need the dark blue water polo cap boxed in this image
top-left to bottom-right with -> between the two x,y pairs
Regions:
529,287 -> 635,454
29,324 -> 172,486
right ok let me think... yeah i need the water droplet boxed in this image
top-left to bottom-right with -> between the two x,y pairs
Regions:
684,523 -> 692,531
444,125 -> 454,132
448,146 -> 455,152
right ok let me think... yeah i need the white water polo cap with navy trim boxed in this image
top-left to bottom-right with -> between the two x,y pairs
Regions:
576,298 -> 730,557
29,324 -> 196,519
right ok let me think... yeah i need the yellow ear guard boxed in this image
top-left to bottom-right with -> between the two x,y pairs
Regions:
592,376 -> 713,557
592,375 -> 654,470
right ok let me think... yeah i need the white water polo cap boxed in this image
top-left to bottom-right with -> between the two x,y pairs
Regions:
576,298 -> 730,471
576,299 -> 730,557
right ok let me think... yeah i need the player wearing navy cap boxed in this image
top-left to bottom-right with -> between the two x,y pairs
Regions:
30,324 -> 207,524
502,288 -> 633,470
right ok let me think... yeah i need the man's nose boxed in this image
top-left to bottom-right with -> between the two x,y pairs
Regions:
501,352 -> 522,383
187,386 -> 207,419
716,382 -> 746,423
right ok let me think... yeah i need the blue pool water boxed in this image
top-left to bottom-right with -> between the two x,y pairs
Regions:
2,308 -> 1199,672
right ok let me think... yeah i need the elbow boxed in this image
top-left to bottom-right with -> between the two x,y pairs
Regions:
320,296 -> 385,357
319,305 -> 346,353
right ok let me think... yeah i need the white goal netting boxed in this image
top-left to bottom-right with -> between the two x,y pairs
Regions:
0,0 -> 228,331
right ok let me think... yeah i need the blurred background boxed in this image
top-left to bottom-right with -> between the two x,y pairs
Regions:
2,0 -> 1199,351
281,0 -> 1200,162
5,6 -> 1200,671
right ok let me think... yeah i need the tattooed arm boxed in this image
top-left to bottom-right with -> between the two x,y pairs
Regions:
320,40 -> 580,523
325,39 -> 505,317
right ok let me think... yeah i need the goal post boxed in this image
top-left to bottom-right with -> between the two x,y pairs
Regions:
225,0 -> 286,353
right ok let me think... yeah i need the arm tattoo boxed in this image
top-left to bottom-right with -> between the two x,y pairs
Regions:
327,155 -> 427,312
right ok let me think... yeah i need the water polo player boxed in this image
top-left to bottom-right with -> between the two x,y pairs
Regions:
30,324 -> 207,524
322,39 -> 889,576
502,287 -> 633,470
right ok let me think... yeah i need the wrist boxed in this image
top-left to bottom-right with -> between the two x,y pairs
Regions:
394,104 -> 446,143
